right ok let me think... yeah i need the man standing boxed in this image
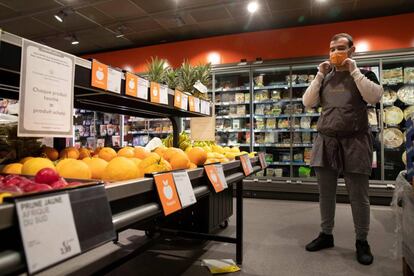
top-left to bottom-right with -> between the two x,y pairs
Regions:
302,33 -> 383,265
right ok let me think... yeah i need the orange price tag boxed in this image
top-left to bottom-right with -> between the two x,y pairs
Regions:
239,154 -> 253,176
91,60 -> 108,90
258,152 -> 267,169
150,82 -> 161,103
125,72 -> 138,97
174,90 -> 183,108
205,164 -> 224,193
154,173 -> 181,216
189,96 -> 195,111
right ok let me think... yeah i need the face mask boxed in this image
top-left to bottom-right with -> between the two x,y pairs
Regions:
330,50 -> 348,66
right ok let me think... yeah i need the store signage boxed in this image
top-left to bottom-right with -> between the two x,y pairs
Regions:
154,173 -> 181,215
172,171 -> 197,208
16,193 -> 81,274
107,68 -> 122,94
205,164 -> 227,193
200,100 -> 210,115
150,82 -> 160,103
137,77 -> 149,100
194,97 -> 200,113
258,152 -> 268,169
18,39 -> 74,137
91,60 -> 108,90
189,96 -> 196,112
174,90 -> 188,110
190,116 -> 216,141
159,84 -> 169,105
125,72 -> 138,97
239,154 -> 254,176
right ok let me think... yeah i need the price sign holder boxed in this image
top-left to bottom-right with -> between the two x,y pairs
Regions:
172,171 -> 196,208
91,60 -> 108,90
125,72 -> 138,97
204,163 -> 227,193
237,154 -> 254,176
258,152 -> 268,169
12,184 -> 115,274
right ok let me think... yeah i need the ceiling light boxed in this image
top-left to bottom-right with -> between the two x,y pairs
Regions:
316,0 -> 327,2
71,35 -> 79,45
253,57 -> 263,64
115,25 -> 127,38
247,2 -> 259,13
238,59 -> 248,66
54,10 -> 66,23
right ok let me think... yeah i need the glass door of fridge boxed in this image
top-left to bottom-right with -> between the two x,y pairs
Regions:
252,66 -> 291,177
214,70 -> 251,153
381,56 -> 414,181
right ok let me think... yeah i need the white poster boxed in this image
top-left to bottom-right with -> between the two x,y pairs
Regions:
172,171 -> 196,208
16,193 -> 81,274
159,84 -> 169,105
107,67 -> 122,94
194,97 -> 200,113
181,94 -> 188,110
18,39 -> 74,137
137,77 -> 149,100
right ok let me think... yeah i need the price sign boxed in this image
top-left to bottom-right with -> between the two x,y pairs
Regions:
239,154 -> 253,176
189,96 -> 196,112
150,82 -> 161,103
159,84 -> 169,105
107,68 -> 122,94
172,171 -> 197,208
137,77 -> 149,100
174,90 -> 183,109
205,164 -> 227,192
258,152 -> 267,169
125,72 -> 138,97
16,193 -> 81,274
91,60 -> 108,90
154,173 -> 181,216
181,93 -> 188,110
194,97 -> 201,112
18,39 -> 75,137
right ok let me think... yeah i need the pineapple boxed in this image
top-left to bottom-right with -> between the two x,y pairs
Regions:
165,67 -> 178,90
177,60 -> 196,94
146,56 -> 167,84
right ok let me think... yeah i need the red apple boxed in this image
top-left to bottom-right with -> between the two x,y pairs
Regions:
24,183 -> 52,193
0,185 -> 22,194
2,175 -> 24,187
50,178 -> 68,189
34,168 -> 59,185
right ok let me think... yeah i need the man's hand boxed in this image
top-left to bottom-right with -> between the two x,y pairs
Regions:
318,61 -> 331,76
341,58 -> 357,72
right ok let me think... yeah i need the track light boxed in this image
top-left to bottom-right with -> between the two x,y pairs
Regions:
115,25 -> 127,38
54,10 -> 66,23
71,35 -> 79,45
247,2 -> 259,13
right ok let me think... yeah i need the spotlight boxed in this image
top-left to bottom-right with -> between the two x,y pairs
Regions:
70,35 -> 79,45
253,57 -> 263,64
238,59 -> 248,66
247,2 -> 259,13
54,10 -> 66,22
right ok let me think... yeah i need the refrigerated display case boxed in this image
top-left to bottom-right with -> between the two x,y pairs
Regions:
123,117 -> 172,147
213,71 -> 251,151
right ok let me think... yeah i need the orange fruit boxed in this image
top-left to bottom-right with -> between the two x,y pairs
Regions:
189,162 -> 197,169
103,157 -> 138,181
143,159 -> 172,175
82,157 -> 108,179
134,146 -> 151,159
59,147 -> 80,159
138,153 -> 162,170
94,147 -> 102,156
153,147 -> 167,157
170,153 -> 190,170
78,148 -> 91,159
129,157 -> 142,167
22,158 -> 56,175
98,147 -> 117,161
42,147 -> 59,161
2,163 -> 22,174
204,158 -> 220,165
187,147 -> 208,166
163,147 -> 185,162
118,147 -> 135,158
57,159 -> 91,179
19,156 -> 34,164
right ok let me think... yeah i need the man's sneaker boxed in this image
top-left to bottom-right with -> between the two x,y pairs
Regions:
356,240 -> 374,265
305,233 -> 334,252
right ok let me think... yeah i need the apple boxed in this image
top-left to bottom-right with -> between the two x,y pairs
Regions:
24,183 -> 52,193
50,178 -> 68,189
0,185 -> 22,194
2,175 -> 24,187
35,168 -> 59,185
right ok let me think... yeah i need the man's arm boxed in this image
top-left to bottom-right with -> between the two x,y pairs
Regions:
350,68 -> 383,105
302,72 -> 325,107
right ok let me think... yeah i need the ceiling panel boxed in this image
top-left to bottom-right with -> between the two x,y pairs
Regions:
267,0 -> 312,11
124,29 -> 174,44
1,17 -> 57,37
271,8 -> 312,27
197,19 -> 238,35
77,6 -> 114,25
153,13 -> 197,29
190,6 -> 231,23
129,0 -> 178,14
124,17 -> 162,33
0,4 -> 17,20
226,2 -> 272,19
0,0 -> 61,13
93,0 -> 147,20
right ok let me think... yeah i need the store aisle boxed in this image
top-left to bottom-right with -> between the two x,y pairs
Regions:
107,199 -> 400,276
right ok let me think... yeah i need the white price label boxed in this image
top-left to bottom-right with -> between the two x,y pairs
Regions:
215,164 -> 228,189
159,85 -> 169,105
137,77 -> 149,100
172,171 -> 196,208
107,67 -> 122,94
181,94 -> 188,110
194,97 -> 200,113
16,193 -> 81,274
